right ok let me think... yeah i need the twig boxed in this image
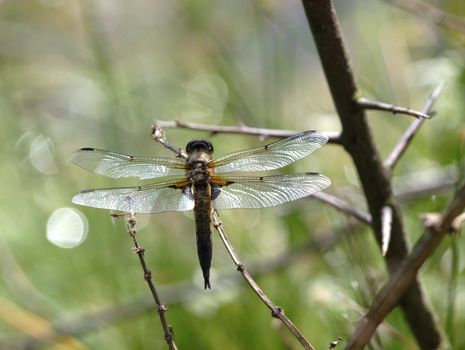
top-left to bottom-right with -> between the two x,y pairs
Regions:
384,82 -> 446,171
212,210 -> 316,350
357,97 -> 431,119
151,124 -> 187,159
120,213 -> 178,350
313,192 -> 371,225
301,1 -> 444,348
345,183 -> 465,349
155,120 -> 341,144
380,206 -> 393,256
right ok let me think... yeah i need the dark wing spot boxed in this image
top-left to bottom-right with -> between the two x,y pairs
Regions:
81,147 -> 95,151
129,155 -> 134,161
305,172 -> 319,175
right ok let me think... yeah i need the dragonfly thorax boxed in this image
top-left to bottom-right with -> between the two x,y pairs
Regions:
187,162 -> 211,184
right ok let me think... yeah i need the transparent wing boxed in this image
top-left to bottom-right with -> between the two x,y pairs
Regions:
70,148 -> 186,180
71,178 -> 194,214
211,173 -> 330,209
211,131 -> 328,173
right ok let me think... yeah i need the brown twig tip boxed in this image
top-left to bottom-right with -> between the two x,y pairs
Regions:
151,123 -> 165,141
357,97 -> 431,119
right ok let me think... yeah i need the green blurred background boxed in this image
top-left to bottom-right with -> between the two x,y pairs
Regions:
0,0 -> 464,349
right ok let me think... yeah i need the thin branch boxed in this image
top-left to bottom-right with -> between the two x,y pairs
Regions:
212,210 -> 316,350
155,120 -> 341,144
152,124 -> 188,159
357,97 -> 431,119
346,183 -> 465,349
313,192 -> 371,225
301,1 -> 444,348
380,206 -> 393,256
384,82 -> 446,171
120,213 -> 178,350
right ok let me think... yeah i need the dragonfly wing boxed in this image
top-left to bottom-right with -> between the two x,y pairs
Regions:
211,173 -> 330,209
72,178 -> 194,213
70,148 -> 186,179
212,131 -> 328,173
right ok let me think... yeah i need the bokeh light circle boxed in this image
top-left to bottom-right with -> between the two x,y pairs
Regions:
46,207 -> 88,248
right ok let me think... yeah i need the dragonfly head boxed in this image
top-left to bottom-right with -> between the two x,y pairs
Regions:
186,139 -> 214,155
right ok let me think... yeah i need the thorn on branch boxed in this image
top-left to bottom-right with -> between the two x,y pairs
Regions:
381,206 -> 393,256
132,247 -> 145,254
144,271 -> 152,281
158,304 -> 168,313
271,307 -> 284,318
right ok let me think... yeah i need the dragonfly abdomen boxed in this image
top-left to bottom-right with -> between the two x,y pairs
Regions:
193,182 -> 213,289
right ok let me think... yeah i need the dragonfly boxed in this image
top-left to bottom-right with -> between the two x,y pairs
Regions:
70,130 -> 330,289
